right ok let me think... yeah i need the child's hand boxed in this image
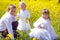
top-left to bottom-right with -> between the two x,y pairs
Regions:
24,18 -> 29,23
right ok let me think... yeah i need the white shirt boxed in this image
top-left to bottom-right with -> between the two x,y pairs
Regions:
0,11 -> 16,39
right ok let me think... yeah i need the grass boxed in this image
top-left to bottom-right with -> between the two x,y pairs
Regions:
0,0 -> 60,40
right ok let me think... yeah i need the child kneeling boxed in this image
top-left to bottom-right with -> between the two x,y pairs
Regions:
0,4 -> 19,39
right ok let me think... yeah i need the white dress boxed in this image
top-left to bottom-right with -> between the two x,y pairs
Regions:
33,17 -> 57,40
17,10 -> 30,32
29,28 -> 51,40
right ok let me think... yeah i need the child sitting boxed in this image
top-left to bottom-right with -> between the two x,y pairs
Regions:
29,24 -> 51,40
33,9 -> 58,40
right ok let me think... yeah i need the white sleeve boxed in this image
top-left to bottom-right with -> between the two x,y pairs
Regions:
33,18 -> 42,28
4,19 -> 14,39
27,11 -> 30,19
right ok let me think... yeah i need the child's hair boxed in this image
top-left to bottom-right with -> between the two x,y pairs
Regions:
8,4 -> 16,11
20,2 -> 26,6
42,9 -> 50,19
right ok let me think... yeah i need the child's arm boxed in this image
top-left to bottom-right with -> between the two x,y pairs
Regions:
4,19 -> 14,40
25,11 -> 30,23
27,11 -> 30,19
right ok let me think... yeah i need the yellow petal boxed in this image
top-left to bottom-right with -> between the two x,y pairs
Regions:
32,38 -> 37,40
7,33 -> 12,39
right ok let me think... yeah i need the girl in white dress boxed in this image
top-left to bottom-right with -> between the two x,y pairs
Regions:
29,24 -> 51,40
17,2 -> 30,33
33,9 -> 58,40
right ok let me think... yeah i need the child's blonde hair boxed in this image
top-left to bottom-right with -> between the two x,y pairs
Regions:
19,2 -> 26,6
8,4 -> 16,11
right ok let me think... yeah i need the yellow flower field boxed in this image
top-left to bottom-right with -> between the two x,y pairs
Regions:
0,0 -> 60,40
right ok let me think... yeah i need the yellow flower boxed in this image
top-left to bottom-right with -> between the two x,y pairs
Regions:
32,38 -> 37,40
7,33 -> 12,39
24,18 -> 29,23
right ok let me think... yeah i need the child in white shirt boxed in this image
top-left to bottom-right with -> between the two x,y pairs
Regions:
0,4 -> 17,40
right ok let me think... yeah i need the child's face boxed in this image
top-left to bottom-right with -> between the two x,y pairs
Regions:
20,4 -> 26,10
9,8 -> 16,16
42,13 -> 49,19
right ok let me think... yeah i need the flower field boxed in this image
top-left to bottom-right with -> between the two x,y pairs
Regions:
0,0 -> 60,40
